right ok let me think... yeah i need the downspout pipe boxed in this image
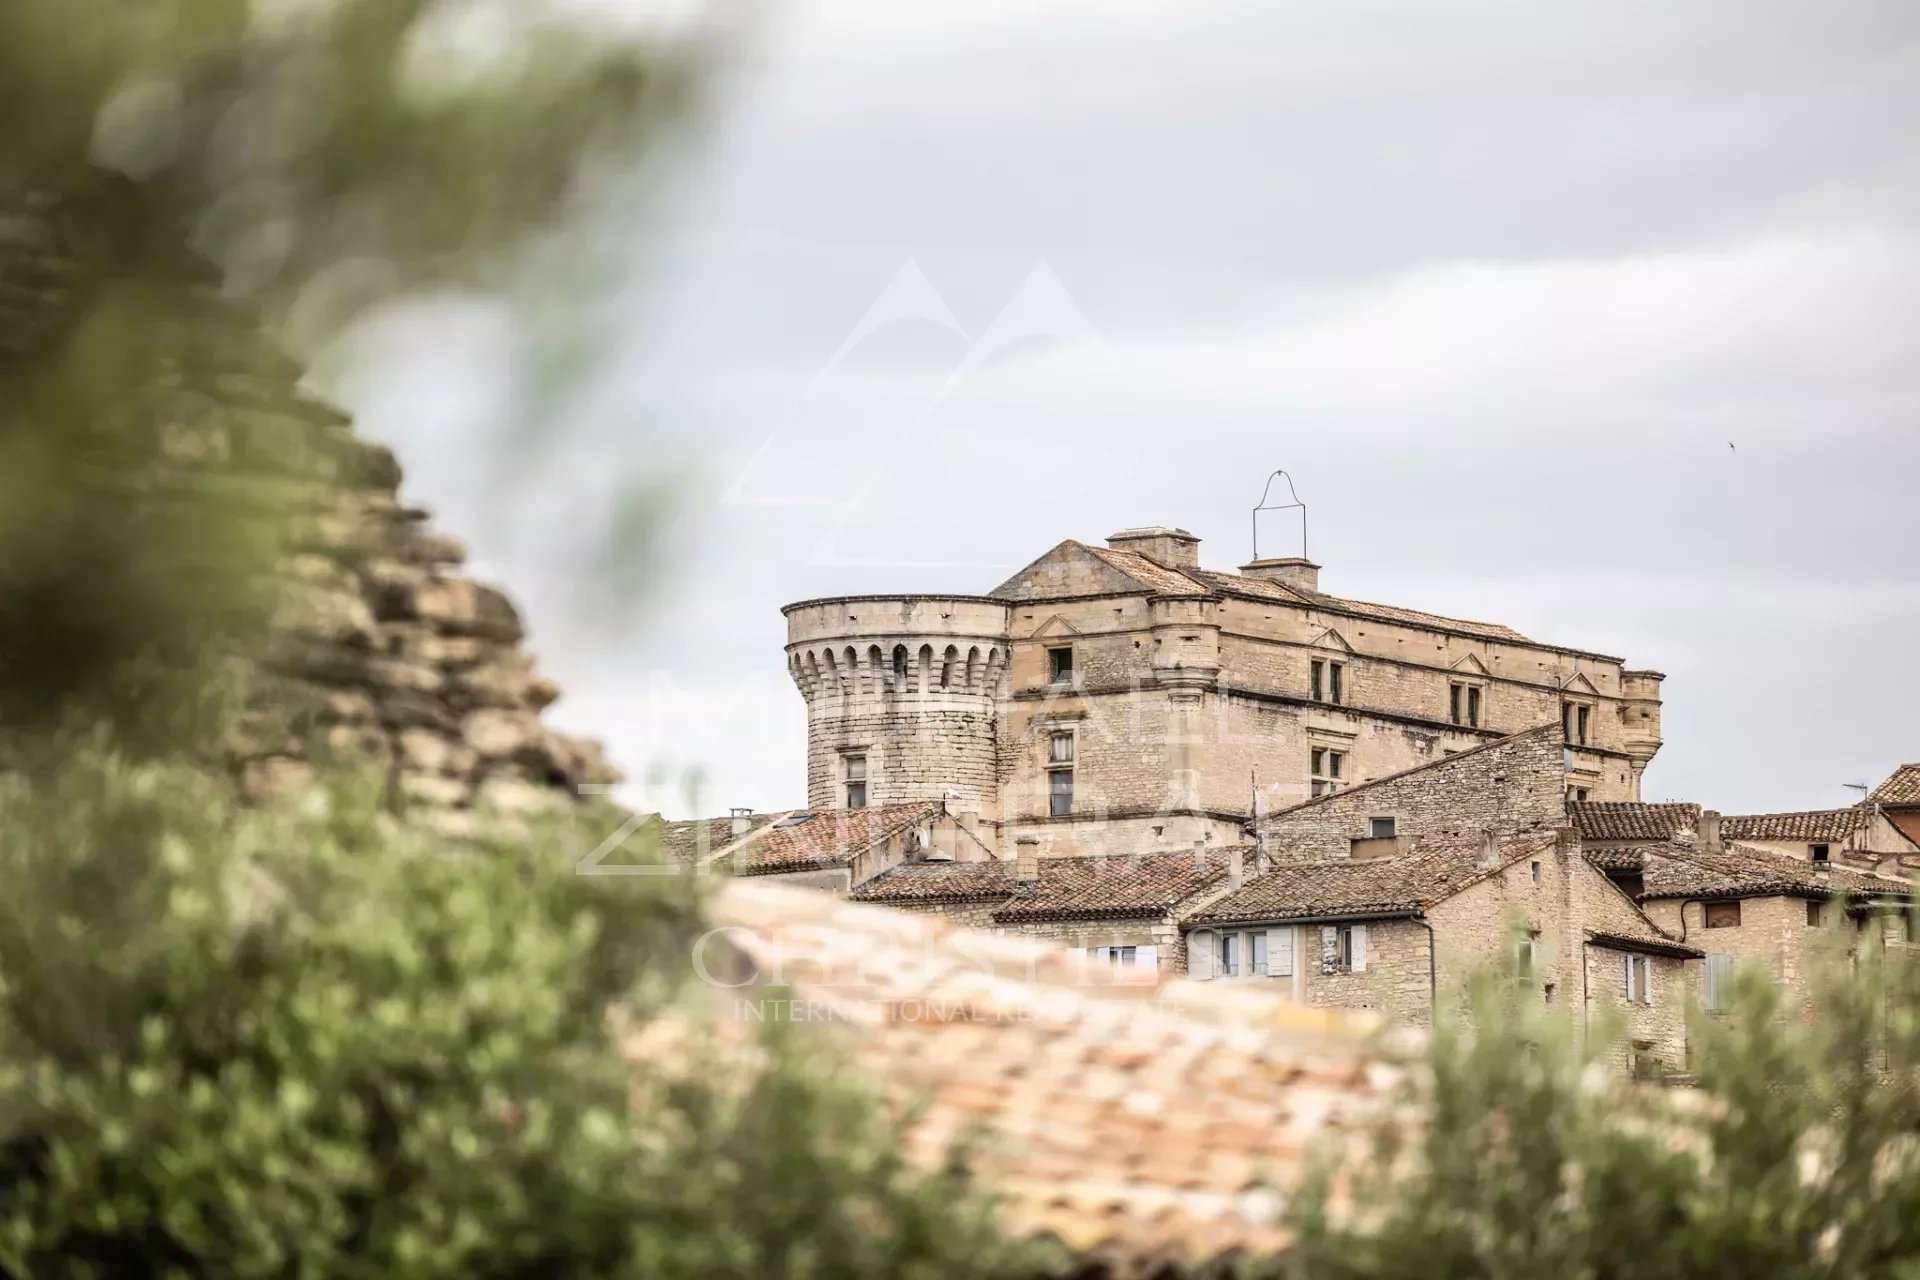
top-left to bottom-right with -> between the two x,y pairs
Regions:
1411,913 -> 1437,1009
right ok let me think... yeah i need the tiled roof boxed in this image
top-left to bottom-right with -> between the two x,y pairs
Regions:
1077,542 -> 1214,597
851,860 -> 1015,905
1196,571 -> 1531,643
672,879 -> 1401,1271
649,812 -> 788,864
1722,808 -> 1864,842
723,802 -> 945,875
1584,846 -> 1647,873
1871,764 -> 1920,807
1635,839 -> 1911,902
1265,724 -> 1562,825
1568,802 -> 1701,842
992,852 -> 1231,923
1191,832 -> 1559,926
1585,930 -> 1703,960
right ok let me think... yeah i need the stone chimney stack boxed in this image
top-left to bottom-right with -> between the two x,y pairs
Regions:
1237,558 -> 1321,593
729,807 -> 754,839
1699,809 -> 1723,854
1106,527 -> 1200,570
1015,835 -> 1041,882
1227,841 -> 1245,891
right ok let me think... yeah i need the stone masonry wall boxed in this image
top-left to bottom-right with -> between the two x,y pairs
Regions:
3,174 -> 616,829
1259,725 -> 1566,861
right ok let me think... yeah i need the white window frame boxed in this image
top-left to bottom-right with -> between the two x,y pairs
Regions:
1623,954 -> 1654,1005
842,752 -> 868,810
1188,926 -> 1297,983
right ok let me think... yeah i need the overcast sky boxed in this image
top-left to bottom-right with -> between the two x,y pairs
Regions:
347,0 -> 1919,818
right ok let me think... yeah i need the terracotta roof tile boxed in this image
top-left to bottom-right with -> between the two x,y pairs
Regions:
1635,839 -> 1911,902
724,802 -> 945,875
1584,846 -> 1647,873
1077,543 -> 1214,597
674,880 -> 1401,1272
1192,832 -> 1559,926
991,852 -> 1232,923
649,812 -> 790,864
1871,764 -> 1920,807
851,860 -> 1016,905
1722,808 -> 1864,842
1568,802 -> 1701,842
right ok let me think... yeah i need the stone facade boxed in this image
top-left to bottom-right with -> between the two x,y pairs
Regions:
785,526 -> 1663,862
2,173 -> 615,829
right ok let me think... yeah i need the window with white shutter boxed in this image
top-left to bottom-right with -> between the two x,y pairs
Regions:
1187,930 -> 1216,981
1266,927 -> 1294,978
1704,953 -> 1732,1012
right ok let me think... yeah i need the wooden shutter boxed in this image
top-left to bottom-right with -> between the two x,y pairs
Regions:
1266,927 -> 1294,978
1135,945 -> 1158,971
1187,930 -> 1215,981
1624,954 -> 1634,1000
1351,925 -> 1369,973
1704,953 -> 1730,1011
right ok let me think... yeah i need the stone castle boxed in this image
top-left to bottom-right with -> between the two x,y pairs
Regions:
785,526 -> 1666,858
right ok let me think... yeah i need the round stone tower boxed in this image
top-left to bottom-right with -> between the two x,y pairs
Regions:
783,595 -> 1011,815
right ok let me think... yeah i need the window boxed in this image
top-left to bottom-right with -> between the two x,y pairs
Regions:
1625,955 -> 1653,1005
1568,787 -> 1590,803
1326,923 -> 1368,974
1563,701 -> 1591,745
1448,682 -> 1482,728
1368,817 -> 1396,839
892,646 -> 908,680
1192,928 -> 1294,980
1704,900 -> 1742,929
1048,731 -> 1074,765
842,753 -> 867,809
1515,935 -> 1536,982
1311,747 -> 1346,798
1311,659 -> 1345,705
1704,953 -> 1733,1012
1048,770 -> 1074,818
1807,900 -> 1825,927
1811,843 -> 1830,864
1047,646 -> 1074,686
1088,945 -> 1155,970
1530,859 -> 1542,886
1577,705 -> 1591,745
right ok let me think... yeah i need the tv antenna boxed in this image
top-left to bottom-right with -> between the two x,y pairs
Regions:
1251,470 -> 1308,561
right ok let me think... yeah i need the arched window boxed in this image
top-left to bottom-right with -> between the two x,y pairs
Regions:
918,644 -> 934,695
892,645 -> 909,683
940,645 -> 958,689
966,645 -> 982,689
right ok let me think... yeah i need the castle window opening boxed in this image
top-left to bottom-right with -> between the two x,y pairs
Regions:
1311,747 -> 1345,797
1562,700 -> 1591,745
1047,646 -> 1074,686
842,753 -> 867,810
892,645 -> 908,681
1311,659 -> 1345,705
1811,843 -> 1830,864
1048,732 -> 1075,816
1449,681 -> 1482,727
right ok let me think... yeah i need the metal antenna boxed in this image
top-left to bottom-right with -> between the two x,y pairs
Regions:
1251,470 -> 1308,561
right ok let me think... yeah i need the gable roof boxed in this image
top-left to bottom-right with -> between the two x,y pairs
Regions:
1871,765 -> 1920,807
717,801 -> 946,876
1630,839 -> 1911,902
1190,831 -> 1559,926
1573,857 -> 1700,957
1263,724 -> 1562,825
684,879 -> 1399,1272
849,859 -> 1016,906
1722,808 -> 1865,843
1568,801 -> 1701,843
988,539 -> 1211,602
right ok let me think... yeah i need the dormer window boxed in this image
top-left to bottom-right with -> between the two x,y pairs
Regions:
1310,659 -> 1345,705
1047,646 -> 1074,686
1811,843 -> 1830,864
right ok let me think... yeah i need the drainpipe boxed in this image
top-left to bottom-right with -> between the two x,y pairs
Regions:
1411,914 -> 1437,1009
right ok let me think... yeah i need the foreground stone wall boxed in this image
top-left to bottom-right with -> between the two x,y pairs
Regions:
3,174 -> 616,828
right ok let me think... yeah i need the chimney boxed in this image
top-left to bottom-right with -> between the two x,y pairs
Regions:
1555,825 -> 1578,861
1015,835 -> 1041,882
1699,809 -> 1723,854
1237,558 -> 1321,593
1106,527 -> 1200,570
1226,841 -> 1245,891
729,807 -> 754,839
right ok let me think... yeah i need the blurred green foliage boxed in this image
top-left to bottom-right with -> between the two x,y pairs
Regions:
0,740 -> 1031,1276
1285,938 -> 1920,1280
